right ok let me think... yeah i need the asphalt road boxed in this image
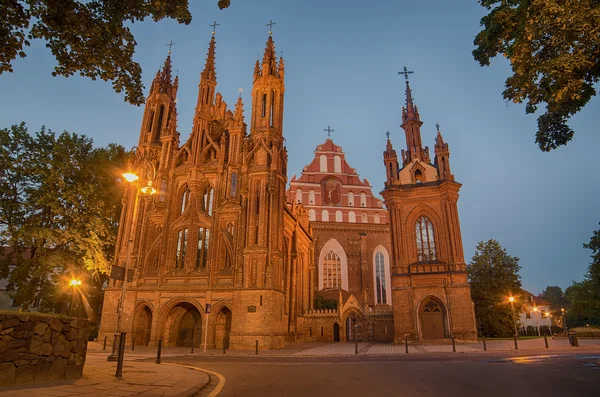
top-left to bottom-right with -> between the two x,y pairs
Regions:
163,349 -> 600,397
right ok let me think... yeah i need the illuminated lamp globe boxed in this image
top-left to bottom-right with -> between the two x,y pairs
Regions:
123,173 -> 139,183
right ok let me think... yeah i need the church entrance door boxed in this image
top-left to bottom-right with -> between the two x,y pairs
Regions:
134,306 -> 152,346
421,299 -> 445,340
333,323 -> 340,342
215,307 -> 232,349
165,302 -> 202,347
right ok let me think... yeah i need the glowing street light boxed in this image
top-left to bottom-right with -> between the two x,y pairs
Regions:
508,295 -> 518,349
69,279 -> 82,316
122,173 -> 139,183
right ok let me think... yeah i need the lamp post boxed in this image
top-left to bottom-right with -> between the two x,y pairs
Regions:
561,308 -> 567,332
546,312 -> 553,336
533,306 -> 539,336
69,279 -> 81,317
107,149 -> 157,361
509,296 -> 518,341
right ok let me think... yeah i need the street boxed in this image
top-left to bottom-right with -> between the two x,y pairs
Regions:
164,349 -> 600,397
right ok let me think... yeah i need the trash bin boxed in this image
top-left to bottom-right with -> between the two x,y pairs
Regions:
568,331 -> 579,347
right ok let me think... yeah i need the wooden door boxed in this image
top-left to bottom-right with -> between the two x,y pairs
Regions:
422,300 -> 445,339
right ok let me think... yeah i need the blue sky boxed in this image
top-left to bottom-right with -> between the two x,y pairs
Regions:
1,0 -> 598,294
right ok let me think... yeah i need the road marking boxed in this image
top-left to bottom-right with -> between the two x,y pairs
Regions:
179,364 -> 226,396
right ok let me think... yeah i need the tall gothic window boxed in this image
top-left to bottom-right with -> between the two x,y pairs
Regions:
175,228 -> 188,268
416,216 -> 436,262
262,93 -> 267,117
375,251 -> 387,304
156,105 -> 165,138
196,228 -> 210,269
323,250 -> 342,290
230,172 -> 237,197
180,186 -> 190,215
203,185 -> 214,216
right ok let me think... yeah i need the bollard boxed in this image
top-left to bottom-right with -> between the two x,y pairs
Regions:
191,343 -> 194,354
514,335 -> 518,350
544,334 -> 549,349
452,337 -> 456,353
573,334 -> 579,347
156,339 -> 162,364
132,336 -> 135,352
223,338 -> 226,355
483,336 -> 487,351
103,336 -> 107,351
115,332 -> 127,378
355,338 -> 358,355
255,340 -> 259,355
405,339 -> 409,354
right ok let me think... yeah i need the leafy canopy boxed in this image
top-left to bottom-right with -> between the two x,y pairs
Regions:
473,0 -> 600,151
467,239 -> 523,337
0,1 -> 231,106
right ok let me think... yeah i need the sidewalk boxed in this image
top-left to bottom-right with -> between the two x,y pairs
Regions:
0,352 -> 210,397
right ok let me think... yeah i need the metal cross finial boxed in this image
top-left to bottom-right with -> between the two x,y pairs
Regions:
398,66 -> 414,83
166,41 -> 176,55
210,21 -> 220,36
324,125 -> 334,139
266,20 -> 276,35
436,122 -> 440,132
386,130 -> 390,139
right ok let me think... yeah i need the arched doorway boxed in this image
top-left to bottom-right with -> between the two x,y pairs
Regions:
421,298 -> 446,340
164,302 -> 202,347
333,323 -> 340,342
134,305 -> 152,346
215,307 -> 232,349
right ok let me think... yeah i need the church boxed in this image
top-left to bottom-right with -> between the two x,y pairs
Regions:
98,30 -> 476,350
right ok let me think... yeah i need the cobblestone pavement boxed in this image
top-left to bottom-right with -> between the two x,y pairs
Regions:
0,352 -> 210,397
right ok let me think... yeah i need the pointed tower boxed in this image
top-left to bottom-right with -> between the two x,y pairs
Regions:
381,70 -> 476,343
383,131 -> 399,187
434,125 -> 454,181
196,35 -> 217,113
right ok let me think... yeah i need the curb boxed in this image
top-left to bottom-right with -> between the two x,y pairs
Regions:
169,364 -> 213,397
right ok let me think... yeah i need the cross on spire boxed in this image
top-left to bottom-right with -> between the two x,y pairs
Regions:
266,20 -> 276,35
210,21 -> 220,36
324,125 -> 334,139
398,66 -> 414,83
166,40 -> 176,55
436,122 -> 440,132
386,130 -> 390,139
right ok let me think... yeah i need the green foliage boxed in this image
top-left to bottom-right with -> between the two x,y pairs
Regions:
314,294 -> 338,310
473,0 -> 600,151
467,239 -> 522,337
0,1 -> 231,105
0,122 -> 126,311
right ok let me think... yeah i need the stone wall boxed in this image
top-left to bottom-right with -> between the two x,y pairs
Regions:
0,312 -> 89,385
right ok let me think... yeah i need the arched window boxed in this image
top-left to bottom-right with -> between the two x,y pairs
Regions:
308,209 -> 316,221
203,186 -> 214,216
270,89 -> 275,127
159,179 -> 167,202
180,186 -> 190,215
320,155 -> 327,172
375,251 -> 387,304
262,93 -> 267,117
416,216 -> 436,262
347,192 -> 354,207
335,210 -> 343,222
147,109 -> 155,133
195,227 -> 210,268
230,172 -> 237,197
374,213 -> 381,224
175,228 -> 188,268
308,189 -> 315,204
415,169 -> 423,184
156,105 -> 165,138
334,155 -> 341,173
321,210 -> 329,222
323,250 -> 342,289
348,211 -> 356,223
295,188 -> 303,203
360,192 -> 367,207
361,212 -> 368,223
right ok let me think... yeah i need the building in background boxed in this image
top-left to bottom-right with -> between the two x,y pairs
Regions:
520,290 -> 553,335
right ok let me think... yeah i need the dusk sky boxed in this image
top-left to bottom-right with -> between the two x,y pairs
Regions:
0,0 -> 598,294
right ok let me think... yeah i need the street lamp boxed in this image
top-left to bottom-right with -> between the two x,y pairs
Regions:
69,279 -> 82,316
508,296 -> 518,342
533,306 -> 539,336
561,308 -> 567,332
108,149 -> 157,361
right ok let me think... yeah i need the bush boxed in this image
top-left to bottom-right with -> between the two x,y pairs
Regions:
314,294 -> 338,310
571,326 -> 600,337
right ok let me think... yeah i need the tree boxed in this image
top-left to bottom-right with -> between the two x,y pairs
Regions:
1,1 -> 231,106
565,224 -> 600,326
473,1 -> 600,151
467,239 -> 522,337
0,122 -> 126,311
540,285 -> 569,310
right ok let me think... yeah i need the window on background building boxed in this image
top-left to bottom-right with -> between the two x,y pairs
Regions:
375,251 -> 387,304
416,216 -> 436,262
374,213 -> 381,224
415,169 -> 423,183
335,211 -> 343,222
525,309 -> 531,319
180,186 -> 190,214
203,185 -> 214,216
196,228 -> 210,269
308,189 -> 315,204
308,209 -> 316,221
361,212 -> 368,223
296,188 -> 303,203
348,211 -> 356,223
334,155 -> 341,173
175,228 -> 188,268
320,155 -> 327,172
322,210 -> 329,222
360,192 -> 367,207
323,250 -> 342,289
347,192 -> 354,206
230,172 -> 237,197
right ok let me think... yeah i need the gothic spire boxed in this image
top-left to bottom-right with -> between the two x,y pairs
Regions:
201,36 -> 217,82
262,35 -> 278,76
